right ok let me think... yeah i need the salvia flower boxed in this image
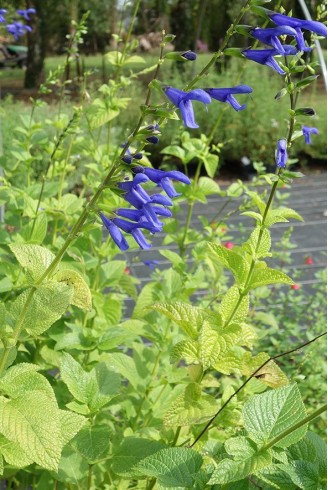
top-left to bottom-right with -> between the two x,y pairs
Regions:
204,85 -> 253,111
0,9 -> 7,23
269,12 -> 327,38
134,167 -> 191,198
276,139 -> 288,168
143,260 -> 160,269
6,21 -> 32,40
181,51 -> 197,61
146,135 -> 159,144
302,125 -> 319,144
242,46 -> 297,75
100,213 -> 129,251
250,26 -> 298,54
164,86 -> 211,128
16,8 -> 36,20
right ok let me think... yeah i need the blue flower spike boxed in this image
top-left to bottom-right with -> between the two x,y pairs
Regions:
276,139 -> 288,168
302,125 -> 319,144
164,87 -> 212,128
16,8 -> 36,20
0,9 -> 7,23
205,85 -> 253,111
6,21 -> 32,40
100,213 -> 129,251
250,26 -> 299,54
134,167 -> 191,198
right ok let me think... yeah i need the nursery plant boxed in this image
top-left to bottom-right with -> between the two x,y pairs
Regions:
0,1 -> 326,489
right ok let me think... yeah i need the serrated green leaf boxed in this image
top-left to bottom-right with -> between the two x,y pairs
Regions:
306,432 -> 327,477
170,339 -> 199,364
198,176 -> 220,194
164,383 -> 218,426
247,266 -> 293,291
0,363 -> 56,401
241,211 -> 263,223
60,353 -> 121,412
10,283 -> 73,336
266,207 -> 303,227
133,447 -> 203,487
208,242 -> 249,285
280,461 -> 320,489
9,244 -> 55,282
244,227 -> 271,259
213,346 -> 246,374
112,437 -> 165,478
53,269 -> 92,311
287,432 -> 318,464
52,445 -> 88,483
160,249 -> 184,268
243,383 -> 307,448
106,352 -> 142,390
0,433 -> 33,468
219,285 -> 249,325
152,302 -> 206,339
203,153 -> 219,178
87,99 -> 121,129
71,425 -> 110,463
0,391 -> 62,471
132,282 -> 158,319
59,410 -> 86,447
160,145 -> 186,161
242,352 -> 289,388
257,464 -> 296,489
21,213 -> 48,244
208,436 -> 271,484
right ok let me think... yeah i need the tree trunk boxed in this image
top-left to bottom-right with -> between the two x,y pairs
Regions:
24,0 -> 46,89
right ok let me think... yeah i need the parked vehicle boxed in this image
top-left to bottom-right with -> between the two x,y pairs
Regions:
0,43 -> 27,69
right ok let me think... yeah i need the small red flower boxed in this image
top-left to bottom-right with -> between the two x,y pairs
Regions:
224,241 -> 234,249
291,284 -> 300,290
124,267 -> 131,275
305,257 -> 313,265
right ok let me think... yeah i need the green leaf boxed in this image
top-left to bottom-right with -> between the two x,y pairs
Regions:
133,447 -> 203,487
60,353 -> 121,412
244,227 -> 272,259
164,383 -> 218,426
21,213 -> 48,244
203,153 -> 219,178
112,437 -> 165,478
152,302 -> 207,339
124,54 -> 146,65
219,285 -> 249,325
242,352 -> 289,388
266,207 -> 303,227
209,436 -> 272,484
0,434 -> 33,467
132,282 -> 158,319
247,266 -> 293,291
160,249 -> 185,268
280,461 -> 320,489
53,269 -> 92,311
0,391 -> 62,471
9,244 -> 55,282
161,145 -> 186,161
170,339 -> 199,365
243,383 -> 307,448
71,425 -> 110,463
208,242 -> 249,285
198,176 -> 220,195
58,410 -> 86,447
241,211 -> 263,223
0,363 -> 56,401
52,446 -> 88,484
10,283 -> 73,336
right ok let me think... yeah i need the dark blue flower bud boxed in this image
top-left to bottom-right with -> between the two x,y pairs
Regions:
146,136 -> 159,144
122,154 -> 133,164
182,51 -> 197,61
133,153 -> 143,160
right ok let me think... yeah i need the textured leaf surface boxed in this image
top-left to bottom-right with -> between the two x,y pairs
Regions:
9,244 -> 55,281
152,302 -> 208,339
53,269 -> 92,311
245,227 -> 272,258
133,447 -> 203,487
209,436 -> 271,484
71,425 -> 110,463
52,446 -> 88,483
0,363 -> 56,401
266,207 -> 303,227
257,464 -> 295,489
243,383 -> 307,448
11,283 -> 73,336
164,383 -> 218,426
280,461 -> 320,489
112,437 -> 165,477
208,243 -> 249,285
59,410 -> 86,447
0,391 -> 61,470
0,434 -> 33,467
219,285 -> 249,325
247,267 -> 293,291
170,339 -> 199,364
242,352 -> 289,388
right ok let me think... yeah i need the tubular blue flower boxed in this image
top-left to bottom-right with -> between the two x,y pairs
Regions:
0,9 -> 7,23
143,260 -> 160,269
146,135 -> 159,144
182,51 -> 197,61
204,85 -> 253,111
269,12 -> 327,38
134,167 -> 191,198
16,8 -> 36,20
302,125 -> 319,144
6,21 -> 32,40
100,213 -> 129,251
276,139 -> 288,168
250,26 -> 298,54
242,47 -> 297,75
112,218 -> 154,249
164,87 -> 211,128
133,152 -> 143,160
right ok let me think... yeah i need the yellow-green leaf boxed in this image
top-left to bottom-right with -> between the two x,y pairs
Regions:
53,269 -> 92,311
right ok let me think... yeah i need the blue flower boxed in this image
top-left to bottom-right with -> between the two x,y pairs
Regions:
164,87 -> 211,128
6,21 -> 32,40
146,135 -> 159,144
204,85 -> 253,111
0,9 -> 7,23
302,125 -> 319,144
100,213 -> 129,251
16,8 -> 36,20
250,26 -> 298,54
242,46 -> 297,75
134,167 -> 191,198
276,139 -> 288,168
143,260 -> 160,269
182,51 -> 197,61
112,218 -> 156,249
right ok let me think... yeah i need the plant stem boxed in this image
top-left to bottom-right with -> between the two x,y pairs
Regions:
190,331 -> 327,447
263,404 -> 327,451
179,160 -> 202,255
